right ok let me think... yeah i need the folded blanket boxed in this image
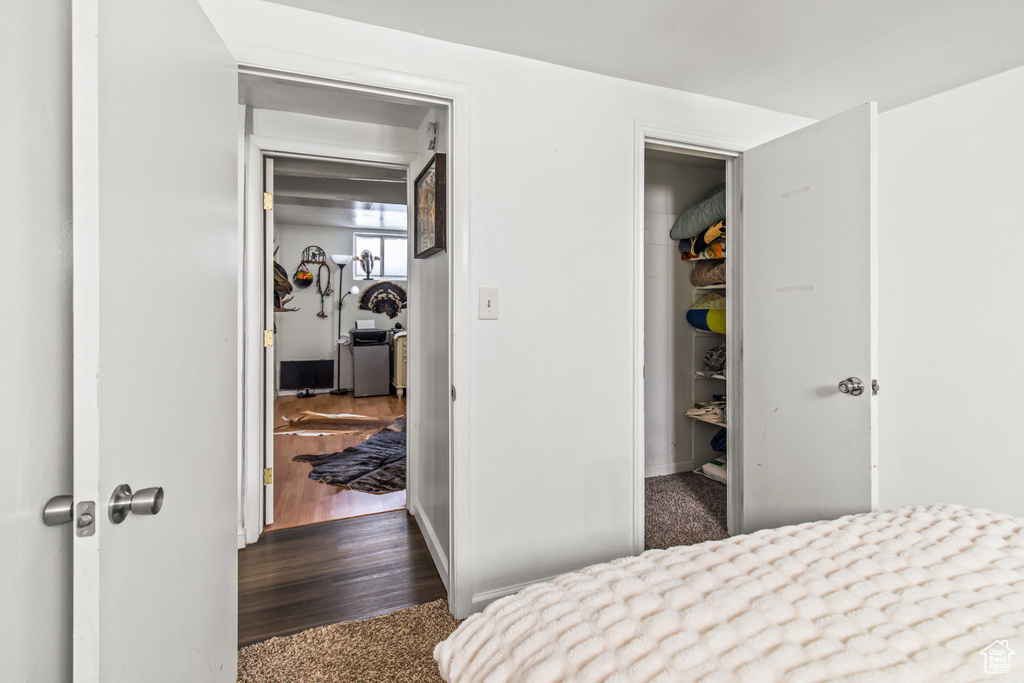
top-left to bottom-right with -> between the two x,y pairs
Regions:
680,241 -> 725,261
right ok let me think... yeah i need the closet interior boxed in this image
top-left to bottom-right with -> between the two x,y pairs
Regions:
643,146 -> 729,547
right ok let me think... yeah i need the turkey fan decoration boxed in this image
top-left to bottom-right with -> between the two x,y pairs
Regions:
358,281 -> 408,319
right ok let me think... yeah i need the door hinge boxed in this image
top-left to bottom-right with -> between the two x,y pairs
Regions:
263,192 -> 273,210
643,364 -> 646,378
264,329 -> 274,347
872,379 -> 880,396
263,468 -> 273,486
451,385 -> 456,401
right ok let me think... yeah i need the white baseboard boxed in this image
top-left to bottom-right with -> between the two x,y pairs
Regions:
411,498 -> 450,592
237,528 -> 247,549
645,460 -> 695,477
471,573 -> 561,613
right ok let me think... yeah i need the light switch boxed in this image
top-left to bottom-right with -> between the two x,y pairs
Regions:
479,287 -> 498,320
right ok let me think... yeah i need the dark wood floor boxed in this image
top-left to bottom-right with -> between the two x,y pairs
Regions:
238,510 -> 447,647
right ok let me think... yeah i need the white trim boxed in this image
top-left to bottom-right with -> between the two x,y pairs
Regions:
234,59 -> 474,619
411,498 -> 450,592
71,1 -> 102,677
633,124 -> 745,554
237,528 -> 247,550
724,157 -> 744,536
645,461 -> 696,478
241,139 -> 265,545
470,574 -> 561,613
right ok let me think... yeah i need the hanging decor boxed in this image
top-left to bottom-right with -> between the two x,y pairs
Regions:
315,263 -> 333,318
358,281 -> 408,319
414,153 -> 446,259
273,246 -> 297,312
293,245 -> 327,289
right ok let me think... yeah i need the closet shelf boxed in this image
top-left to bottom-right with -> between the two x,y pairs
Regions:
695,372 -> 726,380
687,414 -> 726,428
693,329 -> 725,337
694,284 -> 726,290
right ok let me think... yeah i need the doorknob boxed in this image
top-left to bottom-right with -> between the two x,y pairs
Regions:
42,495 -> 74,526
838,377 -> 864,396
109,484 -> 164,524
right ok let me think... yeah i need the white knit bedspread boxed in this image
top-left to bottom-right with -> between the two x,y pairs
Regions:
434,505 -> 1024,682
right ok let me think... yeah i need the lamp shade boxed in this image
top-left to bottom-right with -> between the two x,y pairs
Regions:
331,254 -> 353,266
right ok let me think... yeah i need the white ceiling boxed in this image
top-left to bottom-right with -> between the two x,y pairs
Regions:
272,156 -> 408,230
264,0 -> 1024,119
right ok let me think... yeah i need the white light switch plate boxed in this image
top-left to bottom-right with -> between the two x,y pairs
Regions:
479,287 -> 499,320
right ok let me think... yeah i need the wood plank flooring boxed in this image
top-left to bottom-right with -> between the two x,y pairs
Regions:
238,509 -> 447,647
270,393 -> 407,530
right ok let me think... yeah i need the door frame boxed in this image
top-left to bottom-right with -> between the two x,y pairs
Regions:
632,124 -> 758,551
236,64 -> 473,616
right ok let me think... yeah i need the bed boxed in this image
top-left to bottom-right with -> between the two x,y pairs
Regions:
434,505 -> 1024,682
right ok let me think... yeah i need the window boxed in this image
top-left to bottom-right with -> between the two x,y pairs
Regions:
353,233 -> 408,279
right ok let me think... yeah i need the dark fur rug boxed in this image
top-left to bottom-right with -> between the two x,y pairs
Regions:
293,418 -> 406,494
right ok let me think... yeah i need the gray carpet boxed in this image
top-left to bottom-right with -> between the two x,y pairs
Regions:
644,472 -> 727,550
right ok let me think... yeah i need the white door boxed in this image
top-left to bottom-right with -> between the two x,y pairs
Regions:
740,103 -> 877,533
72,1 -> 239,680
263,156 -> 275,526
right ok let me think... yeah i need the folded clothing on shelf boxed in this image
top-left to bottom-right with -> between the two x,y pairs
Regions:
685,399 -> 727,424
691,259 -> 726,287
703,343 -> 726,375
711,427 -> 727,453
680,240 -> 725,261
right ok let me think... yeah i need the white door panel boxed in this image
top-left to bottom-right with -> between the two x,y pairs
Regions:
72,1 -> 238,680
740,103 -> 877,532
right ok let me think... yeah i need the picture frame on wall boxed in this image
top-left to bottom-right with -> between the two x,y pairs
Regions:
413,152 -> 447,259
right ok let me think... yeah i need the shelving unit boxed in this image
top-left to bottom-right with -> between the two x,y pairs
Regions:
687,252 -> 726,473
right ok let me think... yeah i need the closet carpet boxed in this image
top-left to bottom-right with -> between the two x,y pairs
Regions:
237,599 -> 459,683
645,472 -> 728,550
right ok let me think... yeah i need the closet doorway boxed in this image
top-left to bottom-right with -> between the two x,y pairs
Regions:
642,145 -> 736,550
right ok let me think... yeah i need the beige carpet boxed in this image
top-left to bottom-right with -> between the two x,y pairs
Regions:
237,600 -> 460,683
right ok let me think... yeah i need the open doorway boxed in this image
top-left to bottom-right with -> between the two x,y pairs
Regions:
266,155 -> 409,530
236,71 -> 455,645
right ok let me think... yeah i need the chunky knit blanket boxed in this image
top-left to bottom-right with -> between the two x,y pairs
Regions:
435,505 -> 1024,682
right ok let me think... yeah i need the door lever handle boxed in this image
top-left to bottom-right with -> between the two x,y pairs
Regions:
109,484 -> 164,524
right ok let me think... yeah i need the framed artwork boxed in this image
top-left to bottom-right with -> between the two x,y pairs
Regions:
414,152 -> 447,259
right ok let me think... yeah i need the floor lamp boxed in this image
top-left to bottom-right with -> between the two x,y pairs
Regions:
330,254 -> 358,396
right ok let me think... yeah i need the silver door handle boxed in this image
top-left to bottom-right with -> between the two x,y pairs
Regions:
838,377 -> 864,396
43,495 -> 74,526
109,484 -> 164,524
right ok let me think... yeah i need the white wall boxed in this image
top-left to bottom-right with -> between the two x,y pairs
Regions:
200,0 -> 812,614
0,2 -> 73,681
879,65 -> 1024,518
408,107 -> 452,582
275,223 -> 408,391
644,159 -> 725,476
